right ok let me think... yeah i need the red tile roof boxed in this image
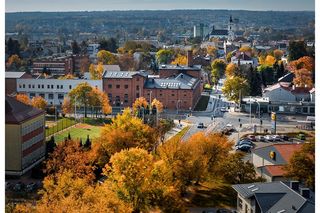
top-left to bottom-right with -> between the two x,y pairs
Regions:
264,165 -> 286,177
273,144 -> 303,162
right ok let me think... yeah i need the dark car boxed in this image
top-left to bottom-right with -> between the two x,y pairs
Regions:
197,123 -> 204,128
237,139 -> 253,146
280,135 -> 289,141
247,135 -> 256,142
236,144 -> 252,152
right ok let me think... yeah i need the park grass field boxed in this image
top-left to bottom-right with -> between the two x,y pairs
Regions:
54,123 -> 102,143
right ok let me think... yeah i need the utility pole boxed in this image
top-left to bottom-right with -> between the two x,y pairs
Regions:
250,96 -> 252,126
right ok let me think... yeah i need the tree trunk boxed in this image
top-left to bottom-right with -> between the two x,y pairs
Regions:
84,102 -> 87,118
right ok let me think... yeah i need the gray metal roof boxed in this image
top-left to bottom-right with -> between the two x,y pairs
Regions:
252,144 -> 287,165
5,71 -> 26,79
232,182 -> 314,213
159,64 -> 201,71
144,73 -> 199,90
103,70 -> 147,79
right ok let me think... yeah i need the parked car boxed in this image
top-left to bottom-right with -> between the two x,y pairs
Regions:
280,135 -> 289,141
247,135 -> 256,142
5,182 -> 11,190
220,107 -> 228,112
236,139 -> 254,147
272,135 -> 281,141
197,123 -> 204,128
265,135 -> 275,142
13,183 -> 22,192
236,144 -> 252,152
257,135 -> 265,142
297,133 -> 306,140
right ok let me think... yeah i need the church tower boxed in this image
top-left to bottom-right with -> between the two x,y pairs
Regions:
228,16 -> 235,41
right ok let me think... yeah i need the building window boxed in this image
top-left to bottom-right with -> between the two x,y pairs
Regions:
47,85 -> 50,89
51,85 -> 54,89
32,85 -> 35,89
69,85 -> 72,89
57,85 -> 60,89
28,84 -> 31,88
136,77 -> 140,81
310,107 -> 315,113
136,93 -> 139,98
39,93 -> 45,98
48,94 -> 54,99
58,94 -> 64,99
38,85 -> 40,89
19,84 -> 22,88
160,94 -> 163,97
125,85 -> 129,89
136,85 -> 140,90
61,85 -> 63,89
23,84 -> 25,88
171,94 -> 175,96
42,85 -> 44,89
116,85 -> 120,89
108,84 -> 112,89
108,93 -> 112,102
184,94 -> 187,97
124,94 -> 128,103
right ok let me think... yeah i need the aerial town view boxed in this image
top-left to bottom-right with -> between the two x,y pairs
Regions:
4,0 -> 315,212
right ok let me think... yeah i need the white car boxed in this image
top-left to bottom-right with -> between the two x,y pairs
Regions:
265,135 -> 275,142
220,107 -> 228,112
272,135 -> 281,141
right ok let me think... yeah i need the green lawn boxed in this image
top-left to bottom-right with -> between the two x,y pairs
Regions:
54,124 -> 102,143
194,95 -> 210,111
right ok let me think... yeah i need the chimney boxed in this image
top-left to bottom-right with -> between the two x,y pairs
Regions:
187,50 -> 193,67
300,188 -> 310,199
290,181 -> 299,191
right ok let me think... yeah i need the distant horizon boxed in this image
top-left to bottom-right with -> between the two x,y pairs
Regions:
5,8 -> 316,13
5,0 -> 315,13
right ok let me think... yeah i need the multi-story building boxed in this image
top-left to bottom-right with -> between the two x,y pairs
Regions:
16,78 -> 102,106
32,54 -> 89,76
102,70 -> 201,110
6,96 -> 46,176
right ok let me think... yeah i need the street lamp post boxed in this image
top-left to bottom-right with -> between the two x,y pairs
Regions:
249,96 -> 252,125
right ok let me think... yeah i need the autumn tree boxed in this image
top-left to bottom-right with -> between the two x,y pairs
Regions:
89,63 -> 104,80
217,153 -> 264,184
222,76 -> 249,103
80,56 -> 90,75
273,49 -> 284,61
71,40 -> 80,54
97,108 -> 157,164
207,46 -> 217,57
89,87 -> 112,116
44,140 -> 98,181
289,56 -> 314,87
211,59 -> 226,84
132,97 -> 148,113
15,171 -> 131,213
239,46 -> 252,54
118,53 -> 137,71
16,93 -> 30,105
171,54 -> 187,65
68,82 -> 94,117
104,148 -> 184,212
7,54 -> 22,70
156,49 -> 174,64
151,98 -> 163,113
264,55 -> 276,66
226,52 -> 233,63
258,65 -> 275,86
31,96 -> 47,110
284,140 -> 315,189
248,65 -> 262,96
225,63 -> 237,77
61,97 -> 73,115
97,50 -> 117,65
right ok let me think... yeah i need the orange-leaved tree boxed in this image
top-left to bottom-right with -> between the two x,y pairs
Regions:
132,97 -> 148,113
31,96 -> 47,110
61,97 -> 73,115
151,98 -> 163,113
16,93 -> 31,105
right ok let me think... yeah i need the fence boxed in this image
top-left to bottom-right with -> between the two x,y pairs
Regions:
45,118 -> 77,137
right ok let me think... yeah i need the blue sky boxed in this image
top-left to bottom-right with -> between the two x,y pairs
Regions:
5,0 -> 315,12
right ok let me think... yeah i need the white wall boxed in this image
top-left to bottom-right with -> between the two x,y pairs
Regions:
263,87 -> 296,102
17,79 -> 102,105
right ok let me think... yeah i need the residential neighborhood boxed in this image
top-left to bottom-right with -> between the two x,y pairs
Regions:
4,1 -> 315,212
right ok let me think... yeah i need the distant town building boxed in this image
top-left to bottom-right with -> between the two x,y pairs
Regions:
231,51 -> 258,67
87,43 -> 100,59
232,181 -> 315,213
6,96 -> 46,176
193,23 -> 210,39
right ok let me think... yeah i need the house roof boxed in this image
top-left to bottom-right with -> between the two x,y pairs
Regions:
5,96 -> 44,124
144,73 -> 199,90
232,181 -> 314,213
252,143 -> 303,165
103,70 -> 147,79
261,165 -> 286,177
5,71 -> 26,79
94,64 -> 120,72
278,72 -> 295,83
264,82 -> 312,95
159,64 -> 201,71
309,88 -> 315,93
211,29 -> 228,36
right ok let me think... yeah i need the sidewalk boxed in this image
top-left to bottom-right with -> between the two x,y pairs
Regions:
163,120 -> 190,141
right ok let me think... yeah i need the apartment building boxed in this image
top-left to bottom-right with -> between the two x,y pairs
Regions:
6,96 -> 46,176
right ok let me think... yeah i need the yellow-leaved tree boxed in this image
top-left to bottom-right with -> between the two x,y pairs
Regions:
151,98 -> 164,113
31,96 -> 47,110
132,97 -> 148,113
171,54 -> 187,65
16,93 -> 31,105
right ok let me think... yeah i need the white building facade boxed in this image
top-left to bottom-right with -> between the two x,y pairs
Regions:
16,79 -> 102,106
